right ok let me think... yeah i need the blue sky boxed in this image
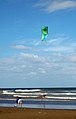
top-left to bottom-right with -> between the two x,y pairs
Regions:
0,0 -> 76,88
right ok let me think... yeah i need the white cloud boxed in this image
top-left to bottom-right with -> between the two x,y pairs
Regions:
20,53 -> 39,60
1,48 -> 76,87
43,46 -> 74,53
12,45 -> 32,50
68,55 -> 76,62
38,67 -> 46,74
20,52 -> 49,64
37,36 -> 76,53
35,0 -> 76,13
1,35 -> 76,87
29,72 -> 37,76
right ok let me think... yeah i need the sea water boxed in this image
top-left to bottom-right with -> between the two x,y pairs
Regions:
0,88 -> 76,109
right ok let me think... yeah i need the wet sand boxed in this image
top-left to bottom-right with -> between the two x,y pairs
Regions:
0,107 -> 76,119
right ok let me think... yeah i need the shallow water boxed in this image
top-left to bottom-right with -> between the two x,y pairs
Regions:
0,102 -> 76,110
0,99 -> 76,110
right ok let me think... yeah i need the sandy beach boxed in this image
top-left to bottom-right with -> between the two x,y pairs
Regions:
0,107 -> 76,119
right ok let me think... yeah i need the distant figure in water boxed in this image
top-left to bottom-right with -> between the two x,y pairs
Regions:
42,95 -> 46,99
16,97 -> 22,107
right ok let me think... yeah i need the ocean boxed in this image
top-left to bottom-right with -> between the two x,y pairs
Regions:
0,88 -> 76,109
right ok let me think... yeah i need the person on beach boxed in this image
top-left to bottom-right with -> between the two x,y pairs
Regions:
18,97 -> 22,107
16,97 -> 22,107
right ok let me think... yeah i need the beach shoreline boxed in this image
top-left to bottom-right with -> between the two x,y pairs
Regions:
0,107 -> 76,119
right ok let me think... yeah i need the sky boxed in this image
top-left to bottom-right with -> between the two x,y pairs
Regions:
0,0 -> 76,88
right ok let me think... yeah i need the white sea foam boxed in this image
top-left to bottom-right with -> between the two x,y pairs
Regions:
46,96 -> 76,100
49,92 -> 76,96
13,95 -> 38,98
3,90 -> 15,95
15,89 -> 41,92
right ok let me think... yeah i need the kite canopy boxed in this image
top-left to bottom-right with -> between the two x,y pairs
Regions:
41,27 -> 48,41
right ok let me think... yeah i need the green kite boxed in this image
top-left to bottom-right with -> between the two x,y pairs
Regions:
41,27 -> 48,41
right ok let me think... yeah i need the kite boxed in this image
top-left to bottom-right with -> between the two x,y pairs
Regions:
41,26 -> 48,41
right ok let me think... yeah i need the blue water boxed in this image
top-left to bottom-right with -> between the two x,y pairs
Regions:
0,88 -> 76,109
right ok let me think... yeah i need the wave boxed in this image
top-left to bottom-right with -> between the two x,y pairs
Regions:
1,88 -> 76,101
15,89 -> 41,92
46,96 -> 76,100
